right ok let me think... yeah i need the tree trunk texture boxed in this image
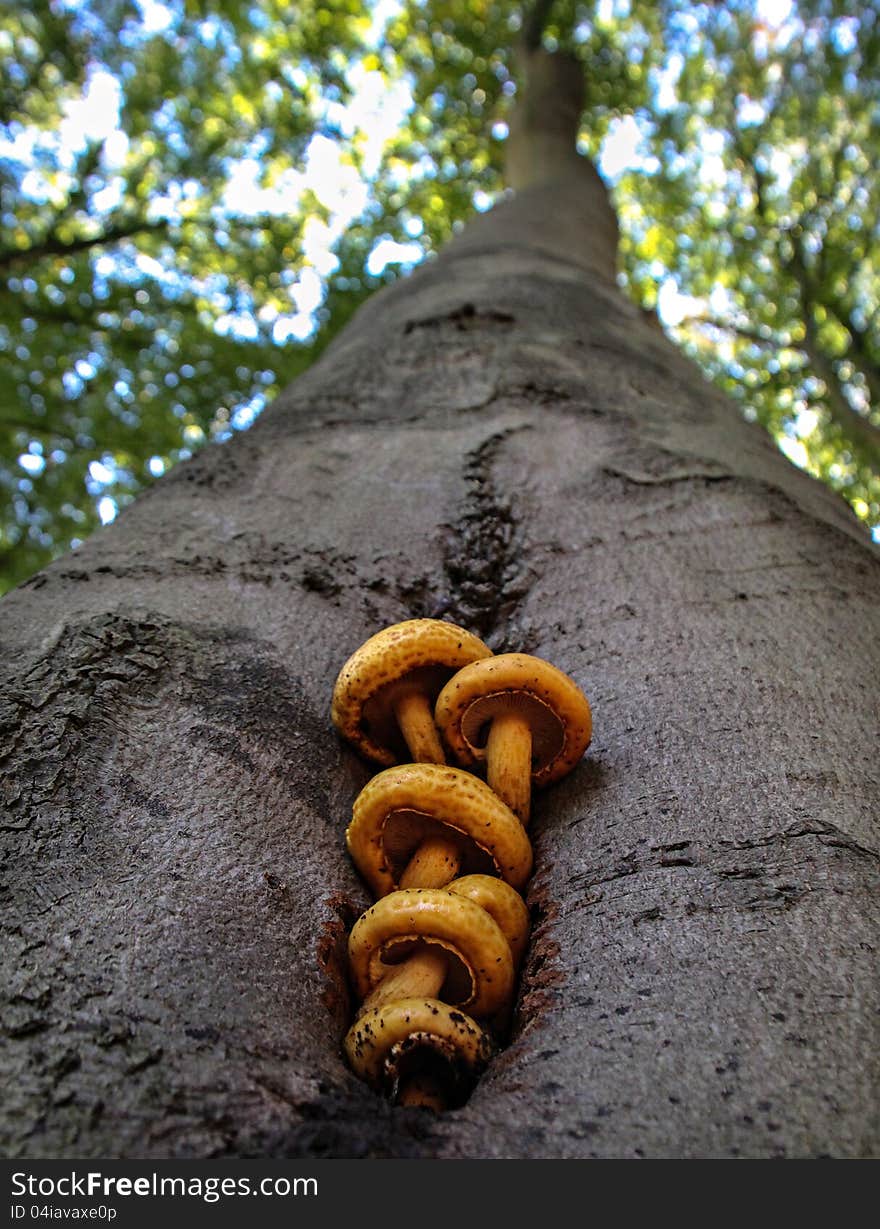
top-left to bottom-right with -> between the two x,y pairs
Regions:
1,62 -> 878,1159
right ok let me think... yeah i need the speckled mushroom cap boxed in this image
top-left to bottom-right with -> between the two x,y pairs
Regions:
344,997 -> 493,1095
447,875 -> 530,967
348,888 -> 515,1018
346,763 -> 533,897
435,652 -> 593,787
331,619 -> 493,766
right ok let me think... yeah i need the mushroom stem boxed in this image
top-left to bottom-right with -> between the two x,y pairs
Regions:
359,946 -> 447,1015
397,1072 -> 448,1111
486,710 -> 533,824
399,834 -> 462,889
393,689 -> 446,764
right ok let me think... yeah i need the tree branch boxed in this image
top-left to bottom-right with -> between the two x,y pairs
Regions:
790,245 -> 880,458
814,297 -> 880,412
802,327 -> 880,464
0,218 -> 168,271
678,313 -> 788,348
784,240 -> 880,466
682,303 -> 880,466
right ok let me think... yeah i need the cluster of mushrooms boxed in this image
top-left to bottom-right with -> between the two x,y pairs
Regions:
331,618 -> 592,1111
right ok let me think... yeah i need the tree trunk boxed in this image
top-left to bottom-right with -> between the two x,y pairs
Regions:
1,54 -> 878,1160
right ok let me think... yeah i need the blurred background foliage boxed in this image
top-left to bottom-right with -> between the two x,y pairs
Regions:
1,0 -> 877,592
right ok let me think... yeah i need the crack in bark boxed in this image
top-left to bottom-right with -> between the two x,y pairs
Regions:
567,822 -> 879,920
249,1075 -> 443,1159
494,869 -> 564,1062
616,470 -> 877,558
18,543 -> 367,597
725,820 -> 880,862
602,444 -> 732,488
403,301 -> 515,334
438,428 -> 534,646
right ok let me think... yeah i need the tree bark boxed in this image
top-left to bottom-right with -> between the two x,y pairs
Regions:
1,55 -> 878,1160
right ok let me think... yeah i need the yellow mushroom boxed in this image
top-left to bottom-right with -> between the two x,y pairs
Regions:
331,618 -> 492,768
349,888 -> 515,1019
344,997 -> 493,1107
448,875 -> 530,1037
346,763 -> 533,895
447,875 -> 530,968
435,652 -> 592,824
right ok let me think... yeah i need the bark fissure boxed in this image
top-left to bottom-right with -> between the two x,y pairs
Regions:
439,427 -> 534,646
603,461 -> 733,488
403,301 -> 516,334
564,824 -> 879,920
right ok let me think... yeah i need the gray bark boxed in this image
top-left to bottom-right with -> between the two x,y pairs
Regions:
1,56 -> 878,1159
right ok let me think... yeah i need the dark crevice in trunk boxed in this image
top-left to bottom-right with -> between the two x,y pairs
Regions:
501,866 -> 564,1058
403,301 -> 515,334
439,427 -> 534,647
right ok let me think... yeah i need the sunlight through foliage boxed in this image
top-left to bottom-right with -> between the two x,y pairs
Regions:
1,0 -> 877,591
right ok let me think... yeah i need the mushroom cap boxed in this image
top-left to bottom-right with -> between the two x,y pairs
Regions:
448,875 -> 530,967
331,619 -> 493,766
348,887 -> 514,1018
435,652 -> 592,787
346,763 -> 533,897
344,997 -> 493,1097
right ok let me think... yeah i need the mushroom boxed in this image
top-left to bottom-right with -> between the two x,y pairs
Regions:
448,875 -> 530,1037
435,652 -> 592,824
349,887 -> 515,1019
447,875 -> 530,968
333,619 -> 493,888
344,997 -> 493,1109
346,763 -> 533,896
331,618 -> 492,768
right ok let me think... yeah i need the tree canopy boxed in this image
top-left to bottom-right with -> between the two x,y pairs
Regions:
1,0 -> 877,593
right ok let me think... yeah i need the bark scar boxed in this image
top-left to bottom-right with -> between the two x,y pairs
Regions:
437,426 -> 535,647
404,302 -> 515,334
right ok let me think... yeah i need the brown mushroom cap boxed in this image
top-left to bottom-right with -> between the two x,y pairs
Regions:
348,888 -> 514,1018
331,619 -> 492,766
346,763 -> 533,897
447,875 -> 530,967
344,997 -> 493,1097
435,652 -> 592,787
